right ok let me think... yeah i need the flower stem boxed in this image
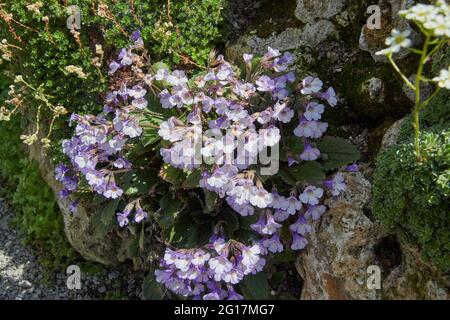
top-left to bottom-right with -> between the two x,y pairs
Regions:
412,35 -> 431,161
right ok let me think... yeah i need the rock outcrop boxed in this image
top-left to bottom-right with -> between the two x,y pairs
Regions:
358,0 -> 420,63
27,132 -> 126,265
297,122 -> 449,300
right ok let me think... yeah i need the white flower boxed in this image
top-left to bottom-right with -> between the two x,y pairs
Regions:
384,29 -> 412,53
209,256 -> 233,281
400,4 -> 440,23
174,257 -> 190,272
433,67 -> 450,89
222,269 -> 244,284
128,85 -> 147,98
241,245 -> 260,267
425,15 -> 450,37
155,68 -> 168,81
375,47 -> 396,56
259,126 -> 281,147
249,187 -> 273,208
207,171 -> 229,189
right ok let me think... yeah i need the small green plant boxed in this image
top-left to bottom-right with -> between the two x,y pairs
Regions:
376,1 -> 449,161
373,125 -> 450,272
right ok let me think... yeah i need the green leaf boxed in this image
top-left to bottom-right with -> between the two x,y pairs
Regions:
319,136 -> 360,171
203,190 -> 218,214
159,164 -> 186,185
152,61 -> 170,73
279,161 -> 325,185
222,210 -> 239,235
122,169 -> 159,196
142,274 -> 164,300
281,136 -> 305,161
158,195 -> 182,230
168,212 -> 210,248
182,169 -> 202,189
89,199 -> 120,238
239,272 -> 271,300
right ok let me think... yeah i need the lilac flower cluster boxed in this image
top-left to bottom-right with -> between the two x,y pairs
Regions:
155,237 -> 264,300
152,49 -> 350,298
56,34 -> 355,300
156,48 -> 338,214
55,33 -> 149,224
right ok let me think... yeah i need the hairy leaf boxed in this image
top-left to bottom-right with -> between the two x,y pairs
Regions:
319,136 -> 360,171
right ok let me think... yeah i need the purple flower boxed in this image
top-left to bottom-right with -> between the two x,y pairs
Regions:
131,30 -> 141,42
291,233 -> 308,250
304,205 -> 327,220
299,186 -> 323,205
261,211 -> 282,235
113,157 -> 131,169
55,164 -> 69,182
134,208 -> 148,223
167,70 -> 188,86
69,199 -> 79,214
62,176 -> 78,192
155,68 -> 169,81
264,46 -> 281,60
285,195 -> 302,215
108,61 -> 120,75
299,141 -> 320,161
117,212 -> 129,227
273,52 -> 295,72
260,126 -> 281,147
294,118 -> 328,139
227,288 -> 244,300
304,102 -> 325,121
257,108 -> 273,125
203,291 -> 221,300
287,155 -> 299,167
301,76 -> 323,94
273,102 -> 294,123
250,214 -> 266,235
289,216 -> 312,236
318,87 -> 337,107
209,255 -> 233,282
159,89 -> 173,109
58,189 -> 70,199
119,49 -> 133,66
85,170 -> 105,188
103,182 -> 123,199
262,233 -> 283,253
241,244 -> 261,267
256,75 -> 276,92
324,173 -> 346,196
129,85 -> 147,99
273,209 -> 290,222
346,163 -> 359,172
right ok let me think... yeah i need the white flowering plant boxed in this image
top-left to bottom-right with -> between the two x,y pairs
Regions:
376,0 -> 450,160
